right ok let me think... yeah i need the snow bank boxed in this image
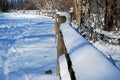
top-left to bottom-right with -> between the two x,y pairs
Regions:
0,12 -> 42,19
60,22 -> 120,80
59,54 -> 71,80
93,41 -> 120,69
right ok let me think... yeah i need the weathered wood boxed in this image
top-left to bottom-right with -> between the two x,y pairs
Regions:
54,14 -> 59,42
55,14 -> 67,76
55,13 -> 77,80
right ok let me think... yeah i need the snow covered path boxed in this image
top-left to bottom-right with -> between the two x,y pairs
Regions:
0,13 -> 59,80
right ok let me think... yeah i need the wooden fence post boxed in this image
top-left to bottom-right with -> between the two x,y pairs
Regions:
55,14 -> 67,76
55,13 -> 77,80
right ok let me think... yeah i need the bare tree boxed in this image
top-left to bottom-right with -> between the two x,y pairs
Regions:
37,0 -> 72,11
72,0 -> 83,30
0,0 -> 8,12
104,0 -> 118,31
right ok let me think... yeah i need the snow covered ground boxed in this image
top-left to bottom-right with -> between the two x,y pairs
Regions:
94,41 -> 120,69
0,13 -> 59,80
0,12 -> 120,80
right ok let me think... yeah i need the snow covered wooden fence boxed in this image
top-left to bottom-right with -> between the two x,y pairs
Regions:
55,12 -> 120,80
41,10 -> 56,17
16,10 -> 41,15
16,10 -> 56,17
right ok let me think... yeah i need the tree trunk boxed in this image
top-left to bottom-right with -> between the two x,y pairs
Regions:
72,0 -> 83,31
77,0 -> 83,30
104,0 -> 118,31
72,0 -> 78,22
85,0 -> 90,20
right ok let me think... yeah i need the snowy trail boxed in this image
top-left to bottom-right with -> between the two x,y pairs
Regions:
0,13 -> 59,80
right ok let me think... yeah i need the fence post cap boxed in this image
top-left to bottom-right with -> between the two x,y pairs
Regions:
57,12 -> 70,23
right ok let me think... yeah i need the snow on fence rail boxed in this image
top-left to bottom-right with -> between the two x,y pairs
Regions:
55,12 -> 120,80
16,10 -> 41,15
